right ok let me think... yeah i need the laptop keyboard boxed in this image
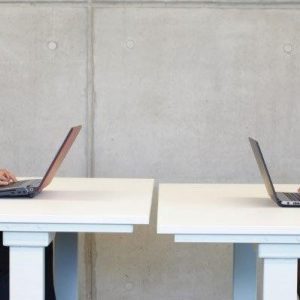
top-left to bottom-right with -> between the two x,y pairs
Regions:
284,193 -> 300,202
6,179 -> 41,188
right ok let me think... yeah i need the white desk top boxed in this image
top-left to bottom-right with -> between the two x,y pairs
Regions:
0,178 -> 154,232
158,184 -> 300,236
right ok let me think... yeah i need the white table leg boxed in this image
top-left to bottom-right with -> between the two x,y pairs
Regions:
3,232 -> 55,300
54,233 -> 78,300
233,244 -> 257,300
10,247 -> 45,299
258,244 -> 300,300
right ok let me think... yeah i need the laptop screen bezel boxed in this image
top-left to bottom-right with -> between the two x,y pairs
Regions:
37,125 -> 82,192
249,137 -> 279,204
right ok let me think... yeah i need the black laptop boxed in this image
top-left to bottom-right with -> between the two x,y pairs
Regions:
249,137 -> 300,207
0,125 -> 82,198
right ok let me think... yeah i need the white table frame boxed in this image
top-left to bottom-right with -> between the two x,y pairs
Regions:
175,234 -> 300,300
2,225 -> 133,300
0,177 -> 154,300
158,184 -> 300,300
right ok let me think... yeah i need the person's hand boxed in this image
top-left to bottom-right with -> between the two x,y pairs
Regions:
0,169 -> 17,186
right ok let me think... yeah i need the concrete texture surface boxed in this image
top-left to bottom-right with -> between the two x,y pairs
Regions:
1,2 -> 300,300
93,7 -> 300,300
0,7 -> 87,177
94,8 -> 300,184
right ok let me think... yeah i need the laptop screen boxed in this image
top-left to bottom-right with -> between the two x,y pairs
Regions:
249,137 -> 277,201
38,125 -> 82,192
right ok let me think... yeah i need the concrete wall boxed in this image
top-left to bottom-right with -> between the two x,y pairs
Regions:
1,1 -> 300,299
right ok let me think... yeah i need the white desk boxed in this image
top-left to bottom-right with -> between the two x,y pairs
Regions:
157,184 -> 300,300
0,177 -> 154,300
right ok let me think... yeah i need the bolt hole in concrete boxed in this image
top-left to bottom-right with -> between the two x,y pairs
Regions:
126,39 -> 135,49
48,41 -> 58,50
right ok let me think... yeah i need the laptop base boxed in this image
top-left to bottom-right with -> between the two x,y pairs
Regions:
277,192 -> 300,207
0,179 -> 41,198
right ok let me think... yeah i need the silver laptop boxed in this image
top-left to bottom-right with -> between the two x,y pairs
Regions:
249,137 -> 300,207
0,125 -> 82,198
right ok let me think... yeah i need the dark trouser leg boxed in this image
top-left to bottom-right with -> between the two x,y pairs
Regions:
0,272 -> 9,299
45,242 -> 56,300
0,232 -> 9,300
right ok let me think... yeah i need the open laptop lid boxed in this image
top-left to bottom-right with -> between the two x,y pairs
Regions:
37,125 -> 82,192
248,137 -> 278,203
